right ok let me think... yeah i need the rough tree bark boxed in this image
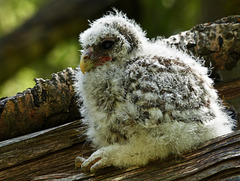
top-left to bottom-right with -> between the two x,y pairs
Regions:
0,15 -> 239,141
165,15 -> 240,77
0,68 -> 80,141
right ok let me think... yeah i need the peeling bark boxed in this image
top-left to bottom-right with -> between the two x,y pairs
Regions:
0,68 -> 81,141
166,16 -> 240,72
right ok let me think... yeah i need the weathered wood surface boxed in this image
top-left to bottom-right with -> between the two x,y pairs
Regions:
216,78 -> 240,100
0,120 -> 239,180
0,120 -> 86,170
0,15 -> 240,141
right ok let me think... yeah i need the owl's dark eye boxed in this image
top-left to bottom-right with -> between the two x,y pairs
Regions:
101,40 -> 114,50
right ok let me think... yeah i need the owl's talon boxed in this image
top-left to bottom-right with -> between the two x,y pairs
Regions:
90,159 -> 106,172
81,156 -> 102,172
75,156 -> 86,168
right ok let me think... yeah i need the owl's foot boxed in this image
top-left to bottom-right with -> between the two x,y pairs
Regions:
77,149 -> 111,172
75,156 -> 86,168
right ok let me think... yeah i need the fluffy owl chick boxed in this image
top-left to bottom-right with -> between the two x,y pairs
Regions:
74,11 -> 234,172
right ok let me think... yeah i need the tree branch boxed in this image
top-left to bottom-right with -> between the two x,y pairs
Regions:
1,15 -> 240,141
165,15 -> 240,72
0,68 -> 80,141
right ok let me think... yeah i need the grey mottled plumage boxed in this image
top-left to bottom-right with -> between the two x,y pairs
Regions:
74,11 -> 234,172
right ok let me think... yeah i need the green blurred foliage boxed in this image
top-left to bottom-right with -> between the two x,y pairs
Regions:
0,0 -> 42,35
141,0 -> 201,38
0,0 -> 44,97
0,0 -> 79,97
0,0 -> 238,97
0,39 -> 80,97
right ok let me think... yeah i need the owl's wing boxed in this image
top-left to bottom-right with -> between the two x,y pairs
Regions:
124,56 -> 215,128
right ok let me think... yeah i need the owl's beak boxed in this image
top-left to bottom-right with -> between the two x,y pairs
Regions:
80,48 -> 95,75
80,48 -> 112,75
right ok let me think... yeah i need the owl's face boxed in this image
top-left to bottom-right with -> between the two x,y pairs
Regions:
79,12 -> 147,74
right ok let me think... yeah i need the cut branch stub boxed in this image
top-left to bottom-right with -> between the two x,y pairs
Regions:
0,67 -> 81,141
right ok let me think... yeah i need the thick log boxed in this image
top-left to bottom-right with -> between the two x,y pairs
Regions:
216,78 -> 240,100
0,120 -> 86,170
0,120 -> 239,180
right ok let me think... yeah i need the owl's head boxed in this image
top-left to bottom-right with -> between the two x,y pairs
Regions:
79,10 -> 147,74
